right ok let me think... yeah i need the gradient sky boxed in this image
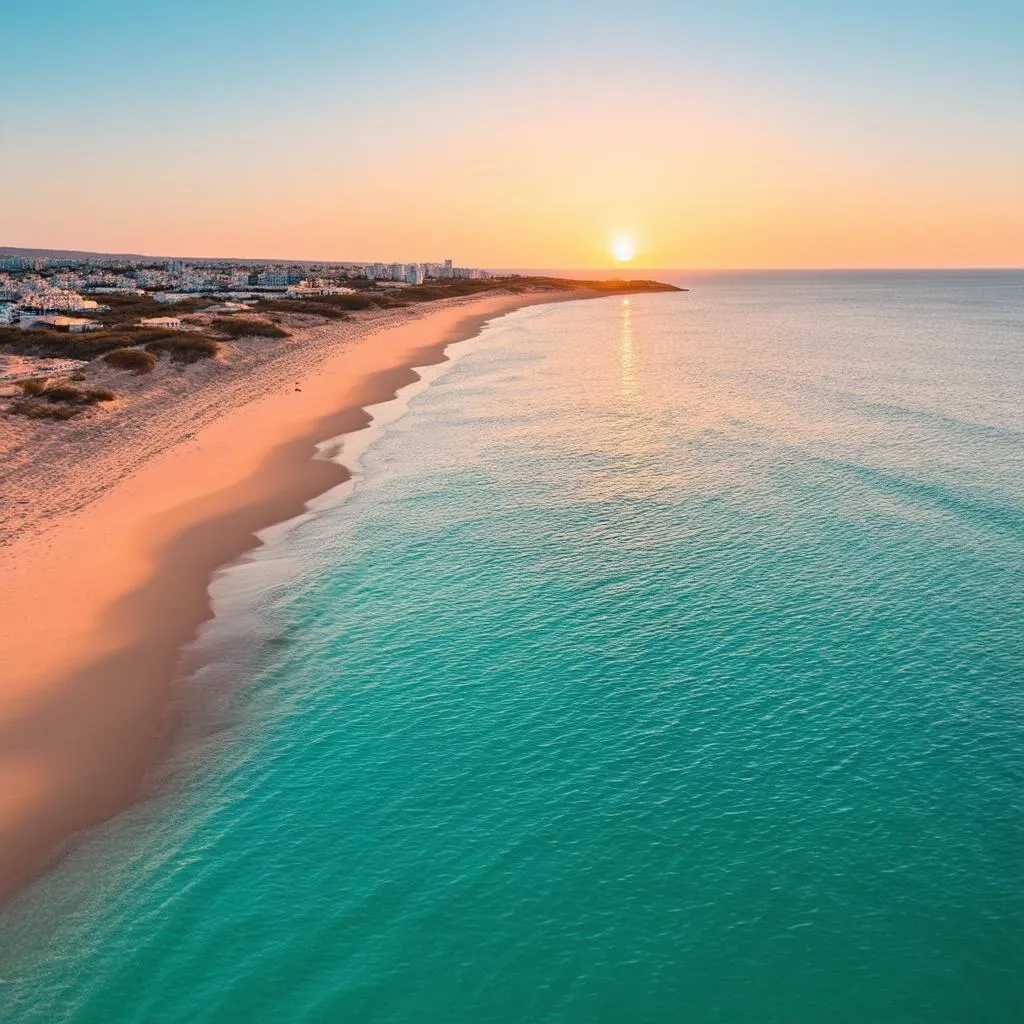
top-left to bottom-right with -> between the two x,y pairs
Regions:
2,0 -> 1021,267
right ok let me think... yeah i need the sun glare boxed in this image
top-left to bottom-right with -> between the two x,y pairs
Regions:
612,237 -> 636,262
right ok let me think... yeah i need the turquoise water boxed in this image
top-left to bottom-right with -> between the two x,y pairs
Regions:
2,272 -> 1022,1022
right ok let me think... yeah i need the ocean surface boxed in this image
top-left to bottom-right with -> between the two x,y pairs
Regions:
2,271 -> 1022,1023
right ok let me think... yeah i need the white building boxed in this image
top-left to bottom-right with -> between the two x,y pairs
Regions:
23,315 -> 100,333
86,285 -> 144,295
19,289 -> 100,313
139,316 -> 184,330
285,281 -> 355,298
136,269 -> 171,288
203,300 -> 252,313
255,270 -> 289,288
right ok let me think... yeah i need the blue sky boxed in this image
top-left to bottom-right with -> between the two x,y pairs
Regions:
2,1 -> 1021,265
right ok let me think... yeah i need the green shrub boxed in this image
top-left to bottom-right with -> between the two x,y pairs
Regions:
19,378 -> 47,396
104,347 -> 158,373
85,388 -> 116,403
211,316 -> 289,339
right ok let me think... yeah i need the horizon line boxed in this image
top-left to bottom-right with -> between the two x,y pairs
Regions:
1,246 -> 1021,274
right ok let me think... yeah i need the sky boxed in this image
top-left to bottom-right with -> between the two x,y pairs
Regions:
2,0 -> 1022,268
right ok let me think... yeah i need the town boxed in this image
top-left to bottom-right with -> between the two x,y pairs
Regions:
0,254 -> 493,332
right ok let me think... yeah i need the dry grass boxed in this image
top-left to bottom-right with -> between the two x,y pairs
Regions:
0,325 -> 219,362
8,381 -> 116,418
104,347 -> 158,373
143,335 -> 219,362
211,317 -> 289,339
7,399 -> 80,421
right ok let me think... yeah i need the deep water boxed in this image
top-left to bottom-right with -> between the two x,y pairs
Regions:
2,271 -> 1022,1023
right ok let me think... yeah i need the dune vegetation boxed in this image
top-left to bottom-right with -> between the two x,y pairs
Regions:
103,347 -> 159,373
8,381 -> 116,420
0,325 -> 221,363
210,317 -> 289,339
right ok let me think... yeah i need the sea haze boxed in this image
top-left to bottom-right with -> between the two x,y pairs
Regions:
2,271 -> 1022,1023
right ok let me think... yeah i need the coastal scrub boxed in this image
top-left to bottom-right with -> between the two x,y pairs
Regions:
104,348 -> 158,373
211,317 -> 289,339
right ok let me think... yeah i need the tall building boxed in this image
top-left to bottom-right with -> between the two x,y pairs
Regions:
255,270 -> 289,288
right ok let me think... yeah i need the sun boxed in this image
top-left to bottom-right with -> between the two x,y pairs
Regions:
612,236 -> 636,262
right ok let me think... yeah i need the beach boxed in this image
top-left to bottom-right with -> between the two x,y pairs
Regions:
0,288 -> 596,904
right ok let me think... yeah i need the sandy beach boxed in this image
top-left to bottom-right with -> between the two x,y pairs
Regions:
0,288 -> 594,904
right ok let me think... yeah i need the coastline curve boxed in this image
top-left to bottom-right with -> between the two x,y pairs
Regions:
0,291 -> 588,904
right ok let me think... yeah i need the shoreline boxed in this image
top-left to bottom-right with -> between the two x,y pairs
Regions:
0,288 -> 623,905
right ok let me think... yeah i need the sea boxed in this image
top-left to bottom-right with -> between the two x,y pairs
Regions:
1,271 -> 1022,1023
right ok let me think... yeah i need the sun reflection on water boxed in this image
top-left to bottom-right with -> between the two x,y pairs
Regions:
620,298 -> 637,401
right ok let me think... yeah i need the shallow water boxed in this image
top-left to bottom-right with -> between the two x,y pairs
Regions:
2,271 -> 1022,1022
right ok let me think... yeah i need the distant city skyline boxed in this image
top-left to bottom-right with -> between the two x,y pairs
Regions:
2,0 -> 1022,268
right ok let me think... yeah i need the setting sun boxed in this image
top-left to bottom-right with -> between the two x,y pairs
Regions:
612,237 -> 636,262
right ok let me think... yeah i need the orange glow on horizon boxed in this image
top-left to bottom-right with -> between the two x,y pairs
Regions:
3,84 -> 1020,270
